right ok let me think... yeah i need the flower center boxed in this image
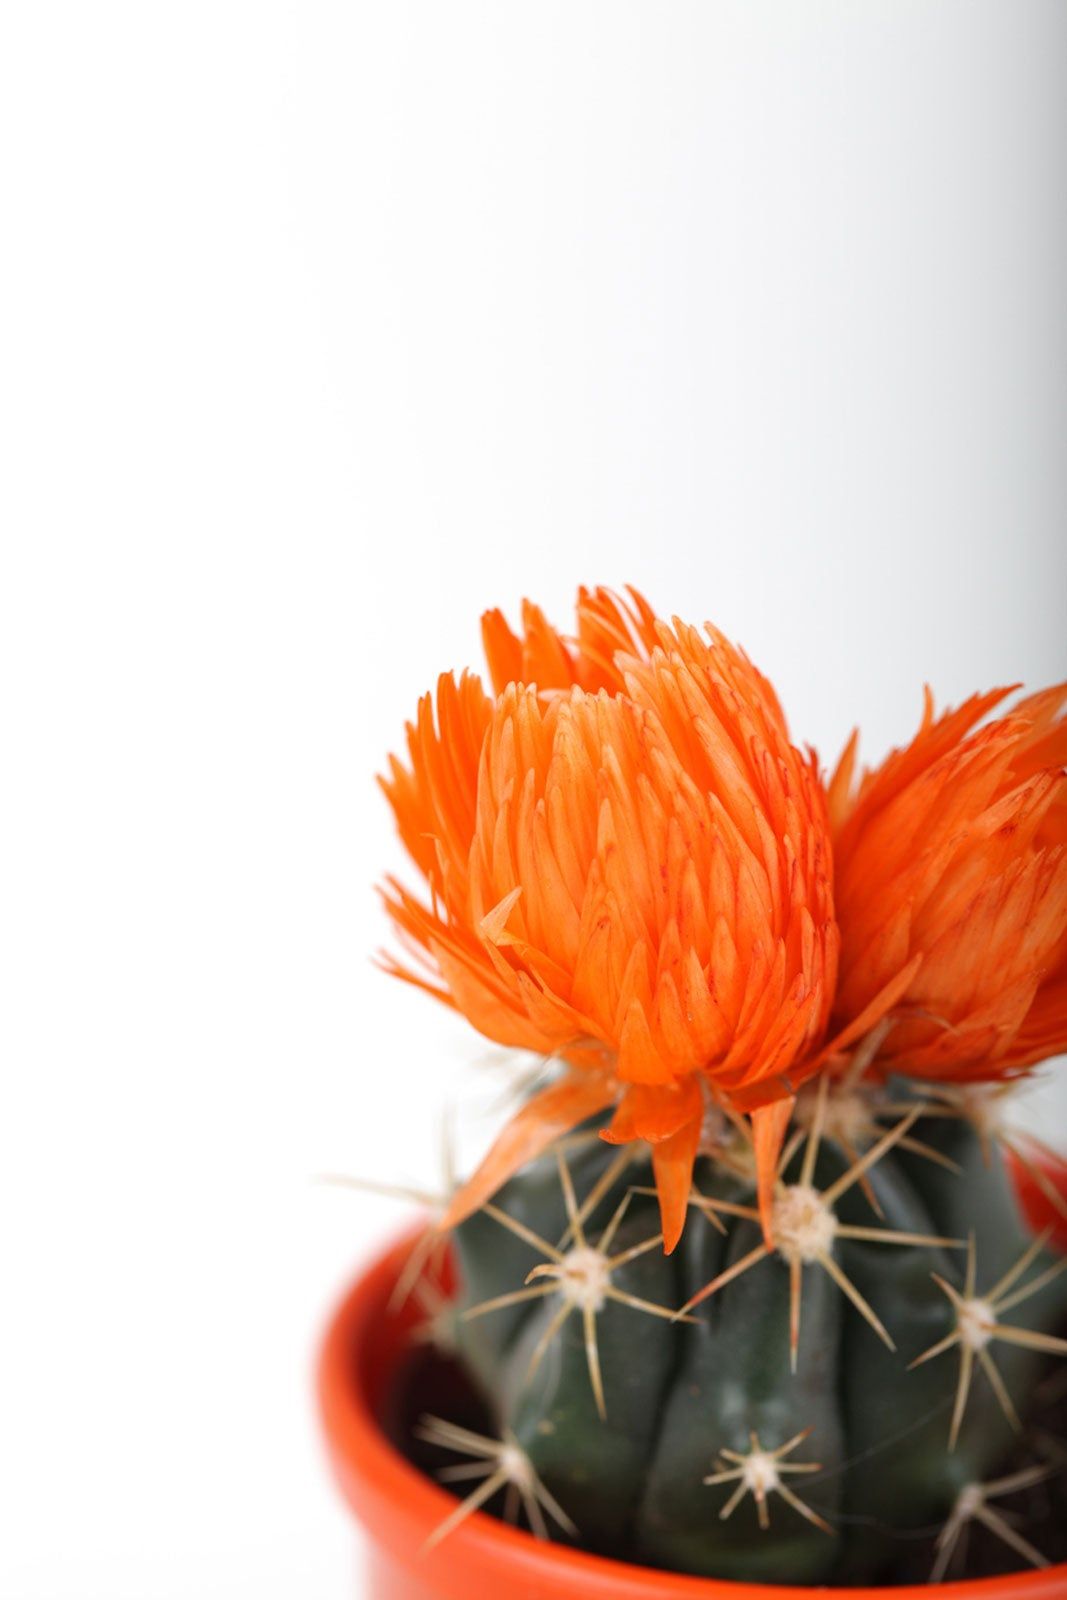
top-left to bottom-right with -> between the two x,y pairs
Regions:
772,1184 -> 838,1264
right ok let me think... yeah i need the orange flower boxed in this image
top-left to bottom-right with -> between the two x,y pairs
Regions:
380,590 -> 843,1248
829,684 -> 1067,1083
480,586 -> 662,699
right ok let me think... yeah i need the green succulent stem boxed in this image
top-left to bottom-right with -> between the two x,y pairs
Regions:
444,1103 -> 1067,1585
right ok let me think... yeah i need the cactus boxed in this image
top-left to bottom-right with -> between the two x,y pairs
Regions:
437,1090 -> 1067,1585
368,586 -> 1067,1584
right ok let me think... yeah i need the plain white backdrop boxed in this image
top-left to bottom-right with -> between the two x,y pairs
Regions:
2,3 -> 1065,1595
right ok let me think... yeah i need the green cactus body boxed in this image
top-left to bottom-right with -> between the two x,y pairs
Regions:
447,1113 -> 1067,1585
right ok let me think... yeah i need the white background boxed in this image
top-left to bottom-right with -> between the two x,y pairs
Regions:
2,3 -> 1065,1596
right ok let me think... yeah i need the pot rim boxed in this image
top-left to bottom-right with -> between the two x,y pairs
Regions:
318,1219 -> 1067,1600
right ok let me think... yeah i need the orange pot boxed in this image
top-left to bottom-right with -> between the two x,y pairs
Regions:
318,1161 -> 1067,1600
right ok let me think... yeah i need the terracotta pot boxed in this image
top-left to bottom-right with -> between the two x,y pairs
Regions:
318,1161 -> 1067,1600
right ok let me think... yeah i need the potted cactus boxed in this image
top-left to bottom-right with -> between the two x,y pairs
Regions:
320,588 -> 1067,1595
